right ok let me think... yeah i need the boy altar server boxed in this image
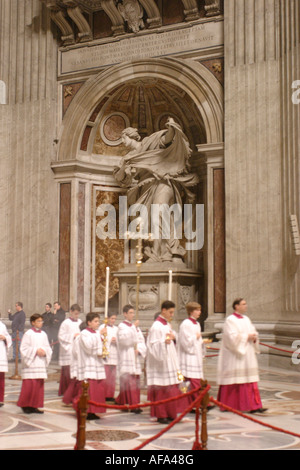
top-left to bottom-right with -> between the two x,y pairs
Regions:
76,312 -> 106,420
58,304 -> 82,396
178,302 -> 204,406
100,312 -> 118,402
62,321 -> 86,406
17,314 -> 52,414
146,300 -> 182,424
115,305 -> 146,413
217,298 -> 266,413
0,319 -> 12,406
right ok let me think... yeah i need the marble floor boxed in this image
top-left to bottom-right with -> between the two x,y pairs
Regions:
1,346 -> 300,452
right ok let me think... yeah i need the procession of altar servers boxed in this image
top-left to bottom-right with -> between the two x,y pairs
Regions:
0,298 -> 266,421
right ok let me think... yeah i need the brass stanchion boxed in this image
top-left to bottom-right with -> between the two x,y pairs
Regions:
9,330 -> 21,380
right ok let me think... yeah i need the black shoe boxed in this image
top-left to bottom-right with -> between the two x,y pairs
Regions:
22,407 -> 33,414
106,397 -> 115,403
157,418 -> 169,425
86,413 -> 100,420
32,408 -> 44,414
0,403 -> 4,407
131,408 -> 142,414
250,408 -> 268,414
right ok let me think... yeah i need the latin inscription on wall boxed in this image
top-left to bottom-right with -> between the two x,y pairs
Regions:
59,20 -> 223,76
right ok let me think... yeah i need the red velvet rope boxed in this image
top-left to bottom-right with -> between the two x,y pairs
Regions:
133,386 -> 211,451
210,396 -> 300,438
83,384 -> 203,411
207,343 -> 295,355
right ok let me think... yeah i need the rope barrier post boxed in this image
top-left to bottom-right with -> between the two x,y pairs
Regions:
9,330 -> 21,380
200,379 -> 210,450
75,381 -> 89,450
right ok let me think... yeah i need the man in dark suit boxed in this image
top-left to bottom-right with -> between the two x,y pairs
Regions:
51,301 -> 66,360
8,302 -> 26,361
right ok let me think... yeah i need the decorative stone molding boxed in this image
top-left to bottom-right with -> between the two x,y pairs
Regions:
180,0 -> 200,21
139,0 -> 162,28
100,0 -> 126,36
204,0 -> 221,17
42,1 -> 76,45
67,5 -> 93,42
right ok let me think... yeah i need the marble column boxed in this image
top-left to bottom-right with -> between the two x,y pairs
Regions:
223,0 -> 300,342
0,0 -> 59,315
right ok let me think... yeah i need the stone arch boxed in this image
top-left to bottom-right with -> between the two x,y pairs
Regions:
57,57 -> 223,162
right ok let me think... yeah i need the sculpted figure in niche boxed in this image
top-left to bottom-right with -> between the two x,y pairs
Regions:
118,0 -> 145,33
113,117 -> 199,264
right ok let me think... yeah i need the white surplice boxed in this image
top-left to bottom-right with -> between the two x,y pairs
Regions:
58,317 -> 82,366
0,321 -> 12,372
117,321 -> 146,376
70,334 -> 81,379
20,328 -> 52,379
217,313 -> 260,385
77,328 -> 106,381
146,316 -> 180,386
100,324 -> 118,366
178,317 -> 204,379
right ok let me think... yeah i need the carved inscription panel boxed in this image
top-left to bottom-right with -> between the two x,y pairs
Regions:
59,20 -> 223,75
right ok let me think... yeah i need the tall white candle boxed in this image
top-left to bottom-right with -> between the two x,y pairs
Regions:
168,270 -> 173,300
104,266 -> 110,318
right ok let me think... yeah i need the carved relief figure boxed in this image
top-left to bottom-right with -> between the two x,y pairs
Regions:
113,118 -> 199,264
118,0 -> 145,33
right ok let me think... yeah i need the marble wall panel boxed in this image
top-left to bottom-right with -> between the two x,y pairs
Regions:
58,183 -> 71,311
77,183 -> 86,309
213,168 -> 226,313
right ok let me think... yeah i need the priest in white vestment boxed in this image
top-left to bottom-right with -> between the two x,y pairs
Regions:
217,298 -> 266,413
146,301 -> 183,424
17,314 -> 52,413
0,320 -> 12,406
115,305 -> 146,413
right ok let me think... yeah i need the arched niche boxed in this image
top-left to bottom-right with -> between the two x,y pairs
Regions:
57,57 -> 223,162
53,56 -> 224,320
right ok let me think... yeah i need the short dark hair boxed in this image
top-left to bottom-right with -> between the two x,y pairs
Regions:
123,304 -> 134,314
70,303 -> 81,312
86,312 -> 100,324
30,313 -> 42,324
16,301 -> 23,309
232,298 -> 244,310
46,303 -> 52,308
161,300 -> 175,311
54,301 -> 60,306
